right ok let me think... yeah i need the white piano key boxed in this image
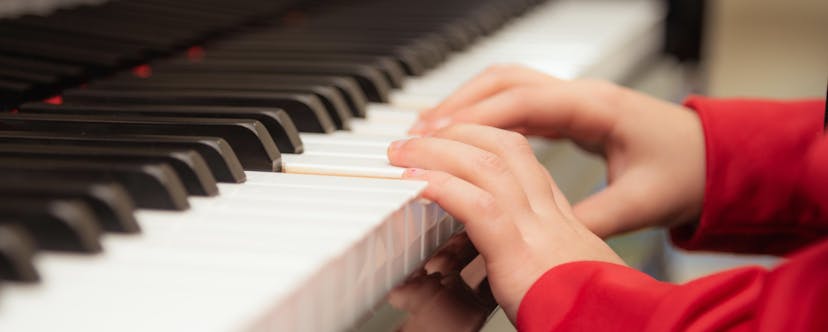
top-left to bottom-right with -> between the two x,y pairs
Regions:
391,0 -> 663,105
282,154 -> 405,179
0,175 -> 432,332
302,141 -> 389,158
242,171 -> 424,193
300,132 -> 402,147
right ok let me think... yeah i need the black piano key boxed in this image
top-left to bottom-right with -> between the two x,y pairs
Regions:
109,0 -> 247,24
438,24 -> 476,50
118,72 -> 368,118
0,23 -> 159,59
0,67 -> 59,100
0,224 -> 40,282
0,179 -> 139,234
0,198 -> 102,253
0,143 -> 218,197
212,39 -> 429,76
62,89 -> 336,134
194,50 -> 407,89
0,113 -> 281,172
0,130 -> 246,183
0,55 -> 86,79
86,79 -> 353,130
129,0 -> 267,16
0,67 -> 60,86
269,21 -> 467,52
5,16 -> 187,52
0,78 -> 31,107
235,32 -> 448,72
0,157 -> 189,210
21,102 -> 303,155
0,35 -> 124,70
153,59 -> 392,103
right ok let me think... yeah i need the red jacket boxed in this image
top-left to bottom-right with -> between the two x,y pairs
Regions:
517,97 -> 828,331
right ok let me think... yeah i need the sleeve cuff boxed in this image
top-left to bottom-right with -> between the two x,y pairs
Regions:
516,261 -> 674,332
671,96 -> 825,254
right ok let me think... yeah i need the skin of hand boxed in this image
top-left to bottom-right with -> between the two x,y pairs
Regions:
387,124 -> 624,321
409,64 -> 706,238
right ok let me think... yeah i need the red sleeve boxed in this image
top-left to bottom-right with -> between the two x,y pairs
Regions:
670,96 -> 828,254
516,97 -> 828,331
517,241 -> 828,332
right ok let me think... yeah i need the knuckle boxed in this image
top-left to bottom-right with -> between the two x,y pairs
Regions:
423,172 -> 452,202
476,151 -> 509,175
502,86 -> 536,105
429,171 -> 454,188
496,130 -> 533,156
472,192 -> 500,216
573,78 -> 625,104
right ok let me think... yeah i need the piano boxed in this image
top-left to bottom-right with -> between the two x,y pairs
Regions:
0,0 -> 664,330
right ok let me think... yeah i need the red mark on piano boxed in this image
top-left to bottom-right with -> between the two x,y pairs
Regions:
187,46 -> 205,61
44,95 -> 63,105
132,64 -> 152,78
9,109 -> 19,114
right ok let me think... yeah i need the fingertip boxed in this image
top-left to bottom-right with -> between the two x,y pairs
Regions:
408,121 -> 427,135
411,118 -> 451,137
387,139 -> 410,160
416,107 -> 439,122
418,106 -> 435,117
430,117 -> 452,132
402,167 -> 426,179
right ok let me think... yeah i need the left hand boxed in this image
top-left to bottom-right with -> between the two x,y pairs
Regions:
387,124 -> 624,322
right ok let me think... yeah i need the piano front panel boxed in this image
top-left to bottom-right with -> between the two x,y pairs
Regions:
0,0 -> 664,330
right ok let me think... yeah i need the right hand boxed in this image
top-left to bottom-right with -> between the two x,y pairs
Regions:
409,64 -> 707,237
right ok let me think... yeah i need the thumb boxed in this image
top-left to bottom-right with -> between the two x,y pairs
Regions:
572,176 -> 652,238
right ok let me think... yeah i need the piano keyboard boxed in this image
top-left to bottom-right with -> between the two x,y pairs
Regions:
0,0 -> 663,330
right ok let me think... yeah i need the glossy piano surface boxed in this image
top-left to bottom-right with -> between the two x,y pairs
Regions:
0,0 -> 663,330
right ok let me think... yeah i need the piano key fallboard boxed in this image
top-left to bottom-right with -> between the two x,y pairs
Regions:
0,0 -> 663,330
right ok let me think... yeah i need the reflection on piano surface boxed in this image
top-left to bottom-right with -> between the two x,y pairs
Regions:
0,0 -> 663,330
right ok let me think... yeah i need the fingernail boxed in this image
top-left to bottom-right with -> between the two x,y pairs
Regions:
387,139 -> 408,156
403,168 -> 424,178
431,117 -> 452,131
408,121 -> 427,135
418,107 -> 435,118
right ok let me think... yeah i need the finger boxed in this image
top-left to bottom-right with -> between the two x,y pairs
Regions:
424,232 -> 478,275
425,65 -> 558,119
424,82 -> 621,145
388,137 -> 532,214
388,273 -> 443,312
432,124 -> 561,216
411,65 -> 559,134
572,174 -> 652,237
401,168 -> 522,261
540,170 -> 577,220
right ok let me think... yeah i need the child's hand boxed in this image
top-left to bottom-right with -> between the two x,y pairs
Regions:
409,65 -> 706,237
388,124 -> 624,321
